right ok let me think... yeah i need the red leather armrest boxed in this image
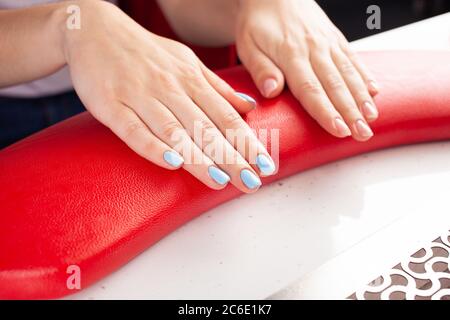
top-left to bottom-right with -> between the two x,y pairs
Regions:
1,51 -> 449,299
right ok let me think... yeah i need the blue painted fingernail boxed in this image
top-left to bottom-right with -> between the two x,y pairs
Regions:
163,150 -> 184,168
240,169 -> 262,190
256,154 -> 276,176
235,92 -> 257,108
208,166 -> 230,186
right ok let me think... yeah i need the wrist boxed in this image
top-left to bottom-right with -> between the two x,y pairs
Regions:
52,0 -> 119,65
50,0 -> 83,65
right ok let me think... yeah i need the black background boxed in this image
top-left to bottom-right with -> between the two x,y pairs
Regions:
317,0 -> 449,41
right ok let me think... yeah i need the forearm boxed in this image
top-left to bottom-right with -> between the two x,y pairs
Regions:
0,2 -> 70,88
157,0 -> 240,47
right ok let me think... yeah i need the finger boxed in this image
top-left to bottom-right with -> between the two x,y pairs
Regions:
310,51 -> 373,141
340,43 -> 380,96
282,57 -> 352,138
131,98 -> 232,190
140,95 -> 261,193
331,47 -> 379,122
200,62 -> 257,114
237,36 -> 285,98
105,103 -> 184,170
189,80 -> 277,178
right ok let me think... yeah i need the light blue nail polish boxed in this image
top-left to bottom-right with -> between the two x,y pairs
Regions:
235,92 -> 257,107
163,150 -> 184,168
208,166 -> 230,186
240,169 -> 262,190
256,154 -> 276,176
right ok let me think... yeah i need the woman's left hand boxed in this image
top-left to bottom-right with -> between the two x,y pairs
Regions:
235,0 -> 380,141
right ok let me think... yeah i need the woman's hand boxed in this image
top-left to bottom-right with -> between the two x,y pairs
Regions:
236,0 -> 380,141
63,1 -> 275,192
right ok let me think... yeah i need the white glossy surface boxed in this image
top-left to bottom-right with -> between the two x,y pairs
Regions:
350,13 -> 450,51
70,13 -> 450,300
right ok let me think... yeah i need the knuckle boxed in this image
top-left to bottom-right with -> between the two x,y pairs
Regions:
282,39 -> 301,53
179,44 -> 196,58
279,38 -> 305,58
299,78 -> 322,94
170,39 -> 195,56
141,139 -> 158,156
181,67 -> 207,93
123,120 -> 146,138
104,79 -> 134,101
196,119 -> 225,156
156,72 -> 179,92
197,119 -> 222,145
114,86 -> 131,101
222,110 -> 244,128
161,120 -> 184,139
326,73 -> 345,90
345,49 -> 358,61
182,63 -> 202,82
305,34 -> 328,51
339,61 -> 356,76
198,118 -> 216,132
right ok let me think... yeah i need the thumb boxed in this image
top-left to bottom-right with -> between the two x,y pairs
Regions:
238,40 -> 285,99
200,62 -> 257,114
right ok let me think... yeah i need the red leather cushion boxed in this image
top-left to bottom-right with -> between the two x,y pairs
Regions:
0,51 -> 449,299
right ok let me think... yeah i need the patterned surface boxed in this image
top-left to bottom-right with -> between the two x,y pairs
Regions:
350,230 -> 450,300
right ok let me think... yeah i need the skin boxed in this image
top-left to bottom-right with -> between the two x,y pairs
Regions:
0,0 -> 379,192
161,0 -> 380,140
236,0 -> 380,141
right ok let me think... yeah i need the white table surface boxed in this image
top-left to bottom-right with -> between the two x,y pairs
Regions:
71,13 -> 450,300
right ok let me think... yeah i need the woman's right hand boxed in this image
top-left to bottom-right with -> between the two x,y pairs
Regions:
62,0 -> 275,193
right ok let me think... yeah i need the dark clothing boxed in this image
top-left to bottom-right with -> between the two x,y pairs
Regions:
0,91 -> 85,149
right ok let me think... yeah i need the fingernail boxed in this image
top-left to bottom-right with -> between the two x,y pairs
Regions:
235,92 -> 257,108
163,150 -> 184,168
256,154 -> 276,176
240,169 -> 262,190
362,101 -> 379,121
263,78 -> 278,97
333,118 -> 352,137
368,80 -> 380,95
208,166 -> 230,186
354,119 -> 374,139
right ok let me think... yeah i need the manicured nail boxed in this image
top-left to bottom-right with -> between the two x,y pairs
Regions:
208,166 -> 230,186
163,150 -> 184,168
368,80 -> 380,95
235,92 -> 257,108
263,78 -> 278,97
362,101 -> 379,121
256,154 -> 276,176
333,118 -> 352,137
240,169 -> 262,190
354,119 -> 374,139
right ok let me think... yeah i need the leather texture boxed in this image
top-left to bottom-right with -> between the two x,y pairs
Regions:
0,51 -> 449,299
